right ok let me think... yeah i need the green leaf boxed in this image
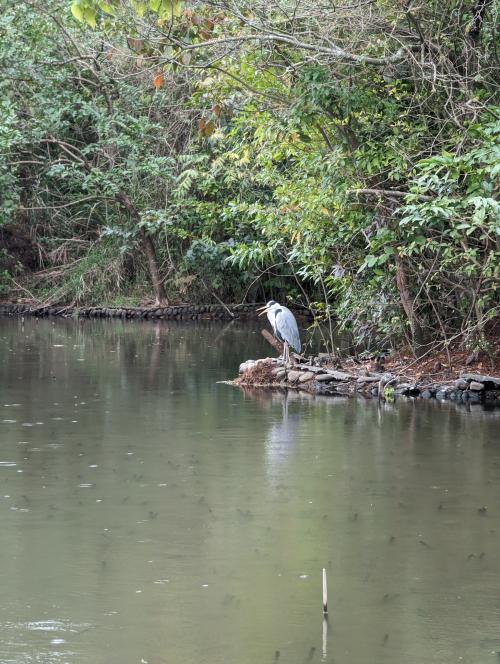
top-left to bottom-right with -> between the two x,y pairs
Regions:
70,2 -> 85,22
98,0 -> 117,15
83,6 -> 97,28
172,0 -> 183,17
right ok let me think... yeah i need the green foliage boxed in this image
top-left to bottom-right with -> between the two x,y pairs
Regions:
383,385 -> 395,402
1,0 -> 498,352
0,270 -> 12,297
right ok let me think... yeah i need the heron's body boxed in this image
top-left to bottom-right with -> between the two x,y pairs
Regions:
260,300 -> 301,363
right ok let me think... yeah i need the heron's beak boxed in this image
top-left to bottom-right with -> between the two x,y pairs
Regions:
257,308 -> 268,317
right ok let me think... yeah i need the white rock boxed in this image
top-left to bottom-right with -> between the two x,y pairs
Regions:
239,360 -> 256,374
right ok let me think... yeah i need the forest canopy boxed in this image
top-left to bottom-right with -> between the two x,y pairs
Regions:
1,0 -> 498,355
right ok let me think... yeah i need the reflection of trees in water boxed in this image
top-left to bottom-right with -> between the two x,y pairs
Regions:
1,315 -> 267,392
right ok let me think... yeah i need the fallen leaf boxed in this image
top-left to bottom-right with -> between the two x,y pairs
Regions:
153,73 -> 164,89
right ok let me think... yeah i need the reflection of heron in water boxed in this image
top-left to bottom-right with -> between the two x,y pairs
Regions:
266,392 -> 301,461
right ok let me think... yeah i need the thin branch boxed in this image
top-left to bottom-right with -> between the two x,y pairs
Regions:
169,32 -> 411,66
349,188 -> 433,201
18,196 -> 106,211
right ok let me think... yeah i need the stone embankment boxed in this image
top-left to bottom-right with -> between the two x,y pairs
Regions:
0,302 -> 309,321
236,358 -> 500,404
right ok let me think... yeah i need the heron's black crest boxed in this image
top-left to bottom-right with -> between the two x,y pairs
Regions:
266,300 -> 277,307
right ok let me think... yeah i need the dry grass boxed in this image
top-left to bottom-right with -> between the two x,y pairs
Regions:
234,360 -> 278,386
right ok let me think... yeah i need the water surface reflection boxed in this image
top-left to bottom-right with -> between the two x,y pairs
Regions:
0,317 -> 499,664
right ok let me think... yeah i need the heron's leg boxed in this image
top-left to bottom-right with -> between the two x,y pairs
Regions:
284,341 -> 289,365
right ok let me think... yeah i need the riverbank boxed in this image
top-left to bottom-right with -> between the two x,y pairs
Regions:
0,301 -> 310,321
3,300 -> 498,405
234,344 -> 500,405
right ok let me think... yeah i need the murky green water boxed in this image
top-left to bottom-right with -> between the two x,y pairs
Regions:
1,317 -> 499,664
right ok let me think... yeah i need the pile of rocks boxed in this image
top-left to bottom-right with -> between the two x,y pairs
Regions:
237,359 -> 500,404
416,374 -> 500,404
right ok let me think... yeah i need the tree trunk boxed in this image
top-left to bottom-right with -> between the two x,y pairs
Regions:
394,252 -> 425,356
116,191 -> 168,305
139,228 -> 168,305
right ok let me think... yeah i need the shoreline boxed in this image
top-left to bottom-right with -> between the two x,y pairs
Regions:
0,301 -> 310,321
3,300 -> 498,406
233,357 -> 500,406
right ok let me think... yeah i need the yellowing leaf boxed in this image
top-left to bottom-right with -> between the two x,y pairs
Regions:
151,0 -> 182,18
70,2 -> 84,22
172,0 -> 183,17
98,0 -> 117,15
132,1 -> 146,17
83,7 -> 97,28
204,120 -> 215,136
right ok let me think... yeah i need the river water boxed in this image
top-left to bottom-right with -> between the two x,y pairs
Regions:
0,317 -> 499,664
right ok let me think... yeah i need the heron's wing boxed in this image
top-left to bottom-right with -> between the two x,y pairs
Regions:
266,309 -> 278,337
275,307 -> 301,352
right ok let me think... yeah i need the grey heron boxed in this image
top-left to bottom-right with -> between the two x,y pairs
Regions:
258,300 -> 301,364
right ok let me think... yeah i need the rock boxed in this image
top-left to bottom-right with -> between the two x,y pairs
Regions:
324,370 -> 353,381
286,370 -> 303,383
461,373 -> 500,389
316,373 -> 336,383
421,390 -> 433,399
298,372 -> 315,383
436,389 -> 449,400
370,387 -> 379,396
469,381 -> 484,391
467,391 -> 482,403
455,379 -> 468,390
298,365 -> 328,374
239,360 -> 256,374
276,369 -> 287,380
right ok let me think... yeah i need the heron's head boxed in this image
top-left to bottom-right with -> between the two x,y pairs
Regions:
257,300 -> 279,316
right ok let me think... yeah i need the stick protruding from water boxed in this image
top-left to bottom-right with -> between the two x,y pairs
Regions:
322,568 -> 328,615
